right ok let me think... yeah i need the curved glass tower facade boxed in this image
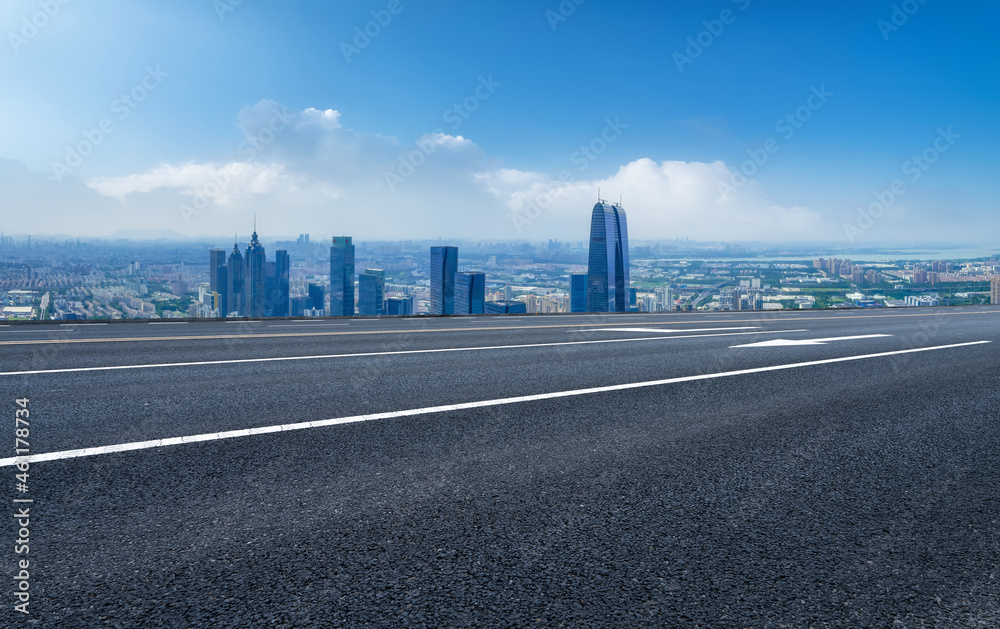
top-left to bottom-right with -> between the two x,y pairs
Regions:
586,202 -> 630,312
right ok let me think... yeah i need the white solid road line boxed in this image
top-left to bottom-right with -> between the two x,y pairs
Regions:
0,329 -> 807,377
579,327 -> 757,334
0,340 -> 988,468
268,323 -> 351,328
731,334 -> 892,348
149,322 -> 189,325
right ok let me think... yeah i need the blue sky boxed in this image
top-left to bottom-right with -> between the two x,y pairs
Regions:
1,0 -> 997,243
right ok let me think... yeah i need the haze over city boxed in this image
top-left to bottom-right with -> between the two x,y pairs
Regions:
2,1 -> 997,242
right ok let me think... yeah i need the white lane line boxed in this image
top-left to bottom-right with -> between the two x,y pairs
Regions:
0,329 -> 808,377
731,334 -> 892,348
0,340 -> 988,468
149,322 -> 188,325
578,327 -> 757,334
268,324 -> 351,328
225,320 -> 261,324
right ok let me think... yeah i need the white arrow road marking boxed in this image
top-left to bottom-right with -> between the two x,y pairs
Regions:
731,334 -> 892,348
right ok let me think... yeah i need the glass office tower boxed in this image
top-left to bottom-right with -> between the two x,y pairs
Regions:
244,230 -> 267,318
570,273 -> 587,313
330,236 -> 355,316
209,249 -> 228,317
586,202 -> 630,312
455,272 -> 485,315
272,250 -> 290,317
358,269 -> 386,316
226,240 -> 244,316
386,296 -> 414,316
430,246 -> 458,315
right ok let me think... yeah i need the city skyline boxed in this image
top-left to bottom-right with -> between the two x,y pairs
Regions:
2,2 -> 997,243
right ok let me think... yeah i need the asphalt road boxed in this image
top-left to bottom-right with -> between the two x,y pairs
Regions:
2,308 -> 999,627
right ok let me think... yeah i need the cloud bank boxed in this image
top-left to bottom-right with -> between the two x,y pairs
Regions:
3,99 -> 857,241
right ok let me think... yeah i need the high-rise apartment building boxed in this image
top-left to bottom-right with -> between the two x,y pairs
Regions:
655,285 -> 673,312
992,277 -> 1000,305
430,246 -> 458,315
455,272 -> 485,315
358,269 -> 386,316
330,236 -> 355,316
586,202 -> 630,312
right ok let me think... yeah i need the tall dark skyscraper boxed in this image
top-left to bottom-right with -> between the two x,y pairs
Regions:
209,249 -> 228,316
586,201 -> 630,312
430,246 -> 458,315
330,236 -> 355,316
570,273 -> 587,313
307,283 -> 325,311
226,240 -> 245,317
455,272 -> 485,315
358,269 -> 386,316
245,229 -> 267,317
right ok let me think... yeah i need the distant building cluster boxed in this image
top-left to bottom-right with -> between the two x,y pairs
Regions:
813,258 -> 883,285
270,201 -> 633,318
206,228 -> 289,318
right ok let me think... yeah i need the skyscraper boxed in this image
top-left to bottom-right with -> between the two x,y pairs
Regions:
209,249 -> 228,317
226,240 -> 245,316
330,236 -> 355,316
455,272 -> 486,315
386,295 -> 414,316
307,283 -> 325,311
586,201 -> 630,312
244,229 -> 267,317
992,277 -> 1000,305
570,274 -> 587,313
271,250 -> 290,317
430,246 -> 458,315
358,269 -> 386,316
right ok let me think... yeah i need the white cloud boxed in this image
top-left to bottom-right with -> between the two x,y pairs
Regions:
297,107 -> 343,131
4,99 -> 863,241
88,162 -> 297,206
485,158 -> 830,241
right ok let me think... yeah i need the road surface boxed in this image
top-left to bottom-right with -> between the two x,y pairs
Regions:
1,308 -> 998,627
